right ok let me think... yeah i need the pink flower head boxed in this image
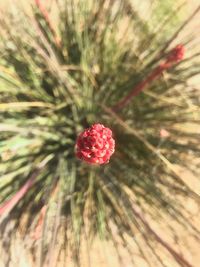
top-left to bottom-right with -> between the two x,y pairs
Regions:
167,44 -> 185,63
75,123 -> 115,164
160,129 -> 170,138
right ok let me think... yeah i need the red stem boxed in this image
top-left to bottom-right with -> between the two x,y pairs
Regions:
0,171 -> 39,217
113,62 -> 170,111
34,0 -> 61,47
113,44 -> 184,111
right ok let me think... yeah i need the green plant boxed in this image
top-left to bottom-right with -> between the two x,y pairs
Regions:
0,1 -> 200,266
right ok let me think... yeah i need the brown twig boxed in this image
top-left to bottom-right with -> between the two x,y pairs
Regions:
130,201 -> 195,267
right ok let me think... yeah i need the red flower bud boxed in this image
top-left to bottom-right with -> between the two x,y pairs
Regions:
75,124 -> 115,164
167,44 -> 185,63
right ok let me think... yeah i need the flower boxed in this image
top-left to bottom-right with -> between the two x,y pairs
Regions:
167,44 -> 185,63
75,123 -> 115,164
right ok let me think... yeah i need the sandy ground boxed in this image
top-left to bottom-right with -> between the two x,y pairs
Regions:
0,1 -> 200,267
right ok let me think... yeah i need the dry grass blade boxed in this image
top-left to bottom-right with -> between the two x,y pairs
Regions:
0,102 -> 54,110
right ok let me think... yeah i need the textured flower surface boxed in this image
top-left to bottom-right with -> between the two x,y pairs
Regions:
75,124 -> 115,164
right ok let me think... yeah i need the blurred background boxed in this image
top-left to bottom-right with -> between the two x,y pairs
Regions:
0,0 -> 200,267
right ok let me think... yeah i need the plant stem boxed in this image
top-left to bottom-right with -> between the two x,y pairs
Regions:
0,171 -> 39,219
113,45 -> 184,111
34,0 -> 61,47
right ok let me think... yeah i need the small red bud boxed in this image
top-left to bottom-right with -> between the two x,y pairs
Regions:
167,44 -> 185,63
